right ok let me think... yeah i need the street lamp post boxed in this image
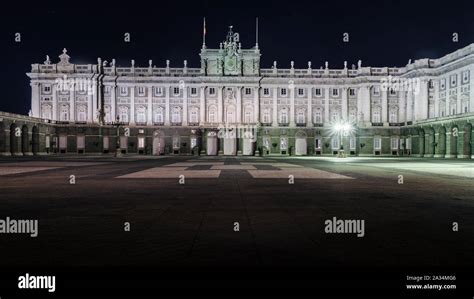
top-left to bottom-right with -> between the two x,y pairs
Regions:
113,115 -> 122,157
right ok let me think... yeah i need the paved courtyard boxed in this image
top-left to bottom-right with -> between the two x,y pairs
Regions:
0,155 -> 473,268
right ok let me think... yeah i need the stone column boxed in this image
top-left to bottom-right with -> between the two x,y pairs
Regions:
290,86 -> 296,127
217,87 -> 223,124
237,87 -> 242,123
324,87 -> 330,125
342,87 -> 348,121
130,86 -> 135,125
399,91 -> 406,124
70,79 -> 75,122
434,80 -> 439,118
254,86 -> 260,123
165,85 -> 170,125
307,87 -> 313,127
110,83 -> 117,122
381,88 -> 388,125
30,82 -> 40,117
406,91 -> 413,123
92,81 -> 97,123
470,66 -> 474,113
182,85 -> 188,126
147,86 -> 153,125
445,89 -> 450,116
200,86 -> 206,125
88,84 -> 94,123
272,87 -> 278,126
52,84 -> 58,121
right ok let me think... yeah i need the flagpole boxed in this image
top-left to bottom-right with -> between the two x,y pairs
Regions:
202,17 -> 206,49
255,17 -> 259,49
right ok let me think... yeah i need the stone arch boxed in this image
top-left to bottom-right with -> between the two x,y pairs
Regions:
425,127 -> 435,157
32,126 -> 40,155
0,122 -> 5,154
447,125 -> 458,159
152,130 -> 165,155
418,128 -> 425,157
9,123 -> 19,155
462,123 -> 472,159
436,126 -> 446,158
21,124 -> 29,155
295,130 -> 308,156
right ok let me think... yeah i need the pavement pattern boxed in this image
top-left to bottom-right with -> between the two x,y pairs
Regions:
0,155 -> 473,268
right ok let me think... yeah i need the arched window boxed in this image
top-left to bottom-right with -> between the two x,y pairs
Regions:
226,106 -> 235,123
389,107 -> 398,123
313,109 -> 322,124
331,110 -> 340,122
119,106 -> 129,123
372,108 -> 381,123
279,108 -> 288,124
208,106 -> 217,123
154,108 -> 164,123
349,109 -> 357,122
263,109 -> 271,124
172,107 -> 181,123
244,106 -> 253,123
190,109 -> 199,123
77,105 -> 87,122
60,105 -> 69,121
296,109 -> 305,124
41,104 -> 52,120
136,107 -> 146,123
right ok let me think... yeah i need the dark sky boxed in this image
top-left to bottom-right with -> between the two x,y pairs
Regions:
1,0 -> 474,115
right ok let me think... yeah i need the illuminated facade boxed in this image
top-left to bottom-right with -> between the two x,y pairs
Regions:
2,26 -> 473,157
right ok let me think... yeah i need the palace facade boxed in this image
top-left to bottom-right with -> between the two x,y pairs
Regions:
1,26 -> 473,157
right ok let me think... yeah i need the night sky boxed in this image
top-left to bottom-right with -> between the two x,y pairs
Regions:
1,0 -> 474,115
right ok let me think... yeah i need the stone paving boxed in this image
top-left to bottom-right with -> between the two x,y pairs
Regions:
0,156 -> 473,268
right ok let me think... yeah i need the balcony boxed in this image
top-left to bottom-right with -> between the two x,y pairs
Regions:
188,122 -> 199,126
171,122 -> 182,126
278,123 -> 289,127
371,122 -> 383,127
261,123 -> 272,127
313,123 -> 324,127
389,122 -> 403,127
296,123 -> 306,127
153,122 -> 164,126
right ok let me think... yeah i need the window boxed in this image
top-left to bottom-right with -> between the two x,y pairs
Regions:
154,87 -> 163,96
173,87 -> 180,95
263,88 -> 270,96
172,108 -> 181,123
374,136 -> 382,150
138,137 -> 145,149
349,88 -> 355,96
119,107 -> 129,123
389,108 -> 398,123
280,88 -> 287,96
138,87 -> 145,96
209,88 -> 216,95
208,108 -> 217,123
296,110 -> 305,124
154,108 -> 163,123
313,110 -> 322,124
315,138 -> 321,149
331,137 -> 340,150
350,136 -> 356,150
463,71 -> 470,84
315,88 -> 321,96
120,87 -> 128,96
298,88 -> 305,96
331,111 -> 339,122
191,87 -> 197,95
77,135 -> 85,150
172,136 -> 180,149
44,86 -> 51,93
77,105 -> 87,122
349,109 -> 357,122
332,88 -> 339,96
279,109 -> 288,123
244,110 -> 252,123
390,88 -> 396,95
450,75 -> 457,87
263,109 -> 271,123
136,108 -> 146,123
391,137 -> 399,150
372,109 -> 381,123
373,87 -> 380,96
190,110 -> 198,123
245,88 -> 252,95
60,105 -> 69,121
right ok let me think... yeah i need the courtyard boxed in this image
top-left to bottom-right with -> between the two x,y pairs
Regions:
0,155 -> 473,268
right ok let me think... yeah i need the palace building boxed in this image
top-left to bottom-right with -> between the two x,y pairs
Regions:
0,25 -> 473,157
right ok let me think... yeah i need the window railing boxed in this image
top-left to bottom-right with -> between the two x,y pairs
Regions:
153,122 -> 164,126
278,122 -> 289,127
371,122 -> 383,127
